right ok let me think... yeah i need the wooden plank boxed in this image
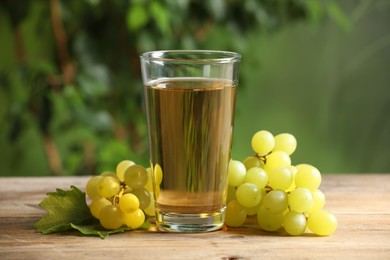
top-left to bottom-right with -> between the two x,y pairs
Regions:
0,174 -> 389,259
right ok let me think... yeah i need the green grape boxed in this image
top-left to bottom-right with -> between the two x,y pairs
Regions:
251,130 -> 275,156
288,165 -> 298,175
286,182 -> 296,193
116,160 -> 135,182
119,193 -> 139,214
227,185 -> 237,203
124,165 -> 148,189
262,190 -> 288,214
257,206 -> 283,232
268,166 -> 293,191
288,187 -> 314,213
86,176 -> 103,200
90,197 -> 112,219
97,176 -> 120,199
244,167 -> 268,190
283,211 -> 307,236
308,209 -> 337,236
154,185 -> 160,199
310,189 -> 326,213
236,183 -> 261,208
154,164 -> 163,186
264,151 -> 291,172
246,201 -> 261,216
131,188 -> 151,209
273,133 -> 297,155
228,160 -> 246,187
243,156 -> 263,170
123,208 -> 145,229
144,167 -> 154,192
100,171 -> 117,178
143,192 -> 155,216
294,164 -> 321,191
224,200 -> 247,227
285,165 -> 297,192
99,205 -> 124,230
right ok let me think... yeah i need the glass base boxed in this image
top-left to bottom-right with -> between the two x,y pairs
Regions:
155,208 -> 225,232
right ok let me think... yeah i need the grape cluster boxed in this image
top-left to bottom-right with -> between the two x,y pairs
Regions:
85,160 -> 160,230
225,130 -> 337,236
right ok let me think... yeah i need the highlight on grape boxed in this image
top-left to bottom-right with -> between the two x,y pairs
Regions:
226,130 -> 337,236
85,160 -> 159,230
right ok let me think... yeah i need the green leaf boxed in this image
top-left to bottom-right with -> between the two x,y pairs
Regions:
33,186 -> 93,234
71,219 -> 152,239
70,224 -> 130,239
34,185 -> 154,238
150,1 -> 171,35
127,4 -> 149,31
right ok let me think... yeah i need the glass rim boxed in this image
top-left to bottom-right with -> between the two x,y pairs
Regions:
140,50 -> 241,63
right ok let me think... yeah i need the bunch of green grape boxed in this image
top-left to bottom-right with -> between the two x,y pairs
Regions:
225,130 -> 337,236
85,160 -> 160,230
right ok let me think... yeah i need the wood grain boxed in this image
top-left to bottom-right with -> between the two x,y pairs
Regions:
0,174 -> 389,259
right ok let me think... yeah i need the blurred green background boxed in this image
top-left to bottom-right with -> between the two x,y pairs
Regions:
0,0 -> 389,176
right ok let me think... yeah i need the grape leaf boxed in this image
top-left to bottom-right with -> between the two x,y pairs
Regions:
70,224 -> 130,239
33,185 -> 94,234
71,220 -> 152,239
34,185 -> 154,238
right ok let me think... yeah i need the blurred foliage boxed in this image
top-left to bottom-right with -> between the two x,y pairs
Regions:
0,0 -> 389,176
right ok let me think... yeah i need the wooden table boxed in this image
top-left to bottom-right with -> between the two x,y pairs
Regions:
1,174 -> 389,259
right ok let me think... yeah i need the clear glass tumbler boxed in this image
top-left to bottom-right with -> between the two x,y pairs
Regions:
140,50 -> 241,232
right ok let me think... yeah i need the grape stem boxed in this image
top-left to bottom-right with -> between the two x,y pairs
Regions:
113,182 -> 127,205
254,152 -> 270,164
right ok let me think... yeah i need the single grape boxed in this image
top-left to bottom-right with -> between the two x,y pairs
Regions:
308,209 -> 337,236
99,205 -> 124,230
251,130 -> 275,156
244,167 -> 268,190
119,193 -> 139,214
268,166 -> 293,191
124,165 -> 148,189
131,188 -> 151,209
283,211 -> 307,236
227,185 -> 237,203
264,151 -> 291,172
246,201 -> 262,216
288,187 -> 314,213
154,185 -> 160,199
143,192 -> 155,216
86,176 -> 103,200
90,197 -> 112,219
97,176 -> 120,199
123,208 -> 145,229
144,167 -> 154,192
285,165 -> 297,192
273,133 -> 297,155
236,183 -> 261,208
154,164 -> 163,186
116,160 -> 135,182
224,200 -> 247,227
257,206 -> 283,232
100,171 -> 117,178
228,160 -> 246,187
243,156 -> 263,170
294,164 -> 322,191
310,189 -> 326,213
285,181 -> 296,193
288,165 -> 298,175
262,190 -> 288,214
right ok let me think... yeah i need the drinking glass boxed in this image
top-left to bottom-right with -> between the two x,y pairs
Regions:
140,50 -> 241,232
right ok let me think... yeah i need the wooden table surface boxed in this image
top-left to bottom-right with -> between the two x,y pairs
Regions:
0,174 -> 389,259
